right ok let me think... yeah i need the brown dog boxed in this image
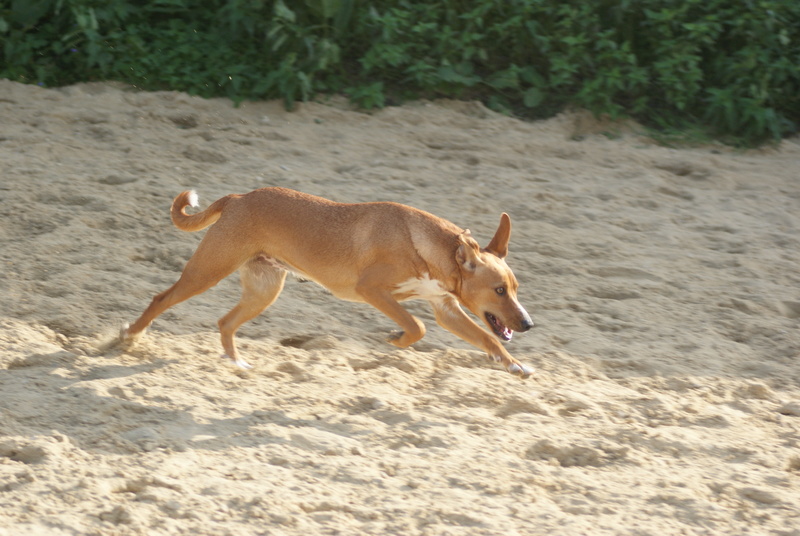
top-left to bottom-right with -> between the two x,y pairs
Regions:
121,187 -> 535,377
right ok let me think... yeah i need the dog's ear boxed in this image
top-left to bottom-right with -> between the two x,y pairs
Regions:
485,213 -> 511,259
456,231 -> 480,272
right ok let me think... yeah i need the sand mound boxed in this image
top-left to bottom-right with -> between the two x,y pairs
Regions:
1,80 -> 799,535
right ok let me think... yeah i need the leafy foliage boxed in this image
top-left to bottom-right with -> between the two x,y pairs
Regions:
2,0 -> 799,144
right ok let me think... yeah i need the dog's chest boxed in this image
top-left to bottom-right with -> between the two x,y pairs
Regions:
393,273 -> 450,302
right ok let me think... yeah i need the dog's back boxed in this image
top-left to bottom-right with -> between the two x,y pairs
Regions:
197,188 -> 464,281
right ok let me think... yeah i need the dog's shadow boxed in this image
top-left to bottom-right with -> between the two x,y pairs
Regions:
2,348 -> 223,456
5,339 -> 307,455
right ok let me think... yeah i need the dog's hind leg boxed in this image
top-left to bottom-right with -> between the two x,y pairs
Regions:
123,234 -> 250,342
218,258 -> 287,369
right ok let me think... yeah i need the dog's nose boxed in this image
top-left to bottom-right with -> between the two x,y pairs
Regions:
519,317 -> 534,332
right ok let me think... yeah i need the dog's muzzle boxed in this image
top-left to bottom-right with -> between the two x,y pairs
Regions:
519,316 -> 534,332
516,305 -> 534,332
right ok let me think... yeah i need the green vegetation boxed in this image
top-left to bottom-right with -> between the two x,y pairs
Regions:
2,0 -> 799,145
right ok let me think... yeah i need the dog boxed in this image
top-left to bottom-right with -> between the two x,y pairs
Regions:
121,187 -> 535,377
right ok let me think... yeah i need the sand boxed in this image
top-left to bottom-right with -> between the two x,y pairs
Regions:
0,79 -> 798,535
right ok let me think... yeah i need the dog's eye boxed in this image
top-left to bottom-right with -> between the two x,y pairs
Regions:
495,287 -> 506,296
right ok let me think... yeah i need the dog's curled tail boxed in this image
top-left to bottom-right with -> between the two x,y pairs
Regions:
170,190 -> 231,232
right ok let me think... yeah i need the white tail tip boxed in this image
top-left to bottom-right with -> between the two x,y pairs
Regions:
187,190 -> 199,208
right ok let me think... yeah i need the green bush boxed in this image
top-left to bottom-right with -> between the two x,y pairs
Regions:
2,0 -> 799,144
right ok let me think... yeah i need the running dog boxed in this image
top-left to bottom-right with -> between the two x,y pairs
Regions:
121,187 -> 535,377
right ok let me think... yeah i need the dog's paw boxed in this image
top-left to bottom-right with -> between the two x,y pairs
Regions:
506,362 -> 535,379
386,330 -> 405,347
222,354 -> 253,370
117,323 -> 144,345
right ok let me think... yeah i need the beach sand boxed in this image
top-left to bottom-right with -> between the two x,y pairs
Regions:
1,80 -> 798,535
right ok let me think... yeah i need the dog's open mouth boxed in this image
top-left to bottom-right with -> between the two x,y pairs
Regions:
485,313 -> 513,341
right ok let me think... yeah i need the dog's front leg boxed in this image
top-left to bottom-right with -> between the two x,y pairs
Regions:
431,296 -> 534,378
355,267 -> 426,348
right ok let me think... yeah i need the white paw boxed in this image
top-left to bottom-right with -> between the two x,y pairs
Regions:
222,354 -> 253,370
119,324 -> 144,343
507,363 -> 535,378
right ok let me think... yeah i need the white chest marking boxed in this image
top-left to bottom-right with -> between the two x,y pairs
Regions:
393,273 -> 450,302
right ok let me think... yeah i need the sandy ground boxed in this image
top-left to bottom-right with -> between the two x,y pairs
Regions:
0,79 -> 799,535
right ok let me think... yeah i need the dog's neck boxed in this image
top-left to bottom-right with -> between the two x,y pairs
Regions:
446,239 -> 468,298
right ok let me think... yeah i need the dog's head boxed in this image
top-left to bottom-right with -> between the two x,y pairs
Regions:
455,213 -> 533,341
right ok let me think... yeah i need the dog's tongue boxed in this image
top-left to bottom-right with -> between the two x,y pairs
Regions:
488,313 -> 514,341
